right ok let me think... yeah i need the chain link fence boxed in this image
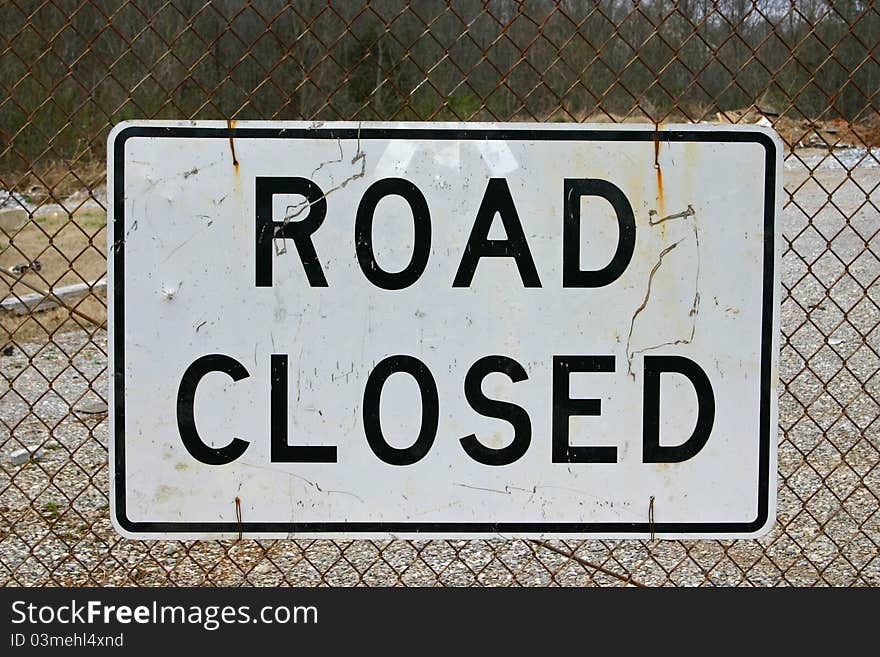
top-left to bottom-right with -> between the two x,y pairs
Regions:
1,0 -> 877,586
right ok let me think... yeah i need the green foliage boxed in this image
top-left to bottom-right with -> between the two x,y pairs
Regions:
446,91 -> 484,120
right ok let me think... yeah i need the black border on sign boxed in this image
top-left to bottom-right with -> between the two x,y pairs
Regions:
112,125 -> 777,535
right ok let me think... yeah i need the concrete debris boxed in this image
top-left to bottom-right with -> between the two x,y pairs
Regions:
74,400 -> 109,415
716,105 -> 880,150
9,446 -> 44,466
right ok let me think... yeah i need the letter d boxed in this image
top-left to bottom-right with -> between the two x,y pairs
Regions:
643,355 -> 715,463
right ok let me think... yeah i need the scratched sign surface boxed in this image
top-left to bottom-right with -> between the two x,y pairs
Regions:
108,121 -> 780,539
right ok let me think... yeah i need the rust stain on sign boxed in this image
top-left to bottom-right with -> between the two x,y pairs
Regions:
656,166 -> 665,216
227,118 -> 246,245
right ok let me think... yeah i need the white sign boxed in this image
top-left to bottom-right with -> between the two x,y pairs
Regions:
108,121 -> 780,539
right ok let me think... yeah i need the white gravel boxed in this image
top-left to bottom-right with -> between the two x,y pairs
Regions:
786,147 -> 879,171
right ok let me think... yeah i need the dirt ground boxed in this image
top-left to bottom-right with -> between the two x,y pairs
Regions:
1,207 -> 106,343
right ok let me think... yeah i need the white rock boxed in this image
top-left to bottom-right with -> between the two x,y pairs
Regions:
9,446 -> 43,465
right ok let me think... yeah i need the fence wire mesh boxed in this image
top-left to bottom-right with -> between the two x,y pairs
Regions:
1,0 -> 878,586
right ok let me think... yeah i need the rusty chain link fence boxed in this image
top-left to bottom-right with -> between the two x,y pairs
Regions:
1,0 -> 878,586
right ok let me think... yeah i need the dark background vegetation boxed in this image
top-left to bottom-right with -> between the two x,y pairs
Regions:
1,0 -> 878,172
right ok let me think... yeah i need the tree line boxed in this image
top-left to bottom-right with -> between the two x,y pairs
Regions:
1,0 -> 876,169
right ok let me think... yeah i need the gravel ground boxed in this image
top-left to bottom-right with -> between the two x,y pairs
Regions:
1,149 -> 877,587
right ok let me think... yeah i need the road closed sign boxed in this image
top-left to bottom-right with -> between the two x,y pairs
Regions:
108,121 -> 780,539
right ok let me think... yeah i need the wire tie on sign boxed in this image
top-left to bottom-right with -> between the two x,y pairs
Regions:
227,118 -> 239,167
653,121 -> 661,169
649,496 -> 655,542
235,496 -> 243,541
